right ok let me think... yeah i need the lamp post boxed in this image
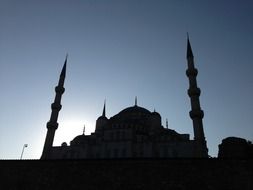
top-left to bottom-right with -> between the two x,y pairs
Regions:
20,144 -> 28,160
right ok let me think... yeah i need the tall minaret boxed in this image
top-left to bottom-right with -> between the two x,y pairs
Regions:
186,36 -> 208,157
41,56 -> 67,159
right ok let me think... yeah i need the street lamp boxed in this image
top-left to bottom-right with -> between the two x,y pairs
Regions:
20,144 -> 28,160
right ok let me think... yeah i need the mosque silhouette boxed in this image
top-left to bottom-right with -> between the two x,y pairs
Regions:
41,37 -> 208,159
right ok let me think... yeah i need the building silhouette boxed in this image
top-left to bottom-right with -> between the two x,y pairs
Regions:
41,38 -> 208,159
218,137 -> 253,158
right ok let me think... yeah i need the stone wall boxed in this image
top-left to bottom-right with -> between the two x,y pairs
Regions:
0,159 -> 252,190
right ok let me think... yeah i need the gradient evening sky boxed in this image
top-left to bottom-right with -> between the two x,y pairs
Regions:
0,0 -> 253,159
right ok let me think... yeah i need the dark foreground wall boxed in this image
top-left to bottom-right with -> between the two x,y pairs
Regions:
0,159 -> 252,190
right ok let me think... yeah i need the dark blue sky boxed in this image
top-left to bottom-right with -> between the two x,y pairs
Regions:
0,0 -> 253,158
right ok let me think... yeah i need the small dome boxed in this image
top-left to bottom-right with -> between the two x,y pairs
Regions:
61,142 -> 67,146
97,115 -> 108,121
71,135 -> 87,146
152,111 -> 161,118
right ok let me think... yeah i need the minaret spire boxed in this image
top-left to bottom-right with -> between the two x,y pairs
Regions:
186,36 -> 208,157
60,54 -> 67,77
41,56 -> 67,159
187,33 -> 194,58
135,96 -> 137,106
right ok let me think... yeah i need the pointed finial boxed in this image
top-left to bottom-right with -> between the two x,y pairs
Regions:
83,124 -> 85,135
135,96 -> 137,106
102,99 -> 106,117
187,33 -> 194,58
60,54 -> 68,76
154,108 -> 156,112
166,118 -> 168,129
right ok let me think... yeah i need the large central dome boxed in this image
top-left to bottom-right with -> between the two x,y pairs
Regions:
110,105 -> 153,125
118,105 -> 151,115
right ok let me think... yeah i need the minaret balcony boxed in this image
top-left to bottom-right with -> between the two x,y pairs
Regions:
188,88 -> 201,96
189,110 -> 204,119
46,121 -> 59,129
51,103 -> 62,110
186,68 -> 198,77
55,86 -> 65,94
